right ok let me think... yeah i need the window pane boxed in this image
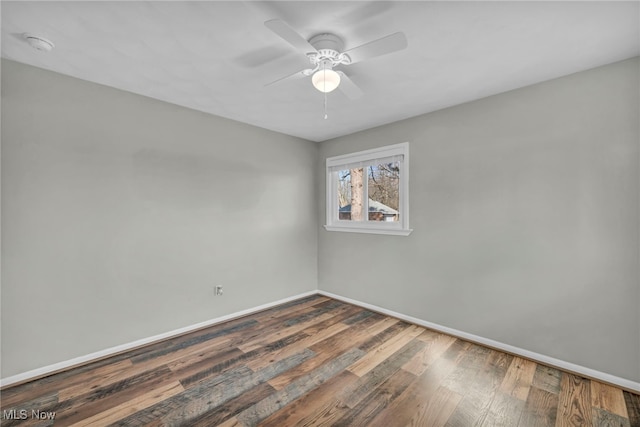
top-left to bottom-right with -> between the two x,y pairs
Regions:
338,168 -> 364,221
367,162 -> 400,222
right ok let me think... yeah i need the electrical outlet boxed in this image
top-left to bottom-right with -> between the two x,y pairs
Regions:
215,286 -> 223,296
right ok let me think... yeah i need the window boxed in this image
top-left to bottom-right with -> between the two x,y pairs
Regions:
325,142 -> 411,235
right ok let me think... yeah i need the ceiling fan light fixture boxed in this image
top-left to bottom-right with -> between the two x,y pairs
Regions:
312,68 -> 340,93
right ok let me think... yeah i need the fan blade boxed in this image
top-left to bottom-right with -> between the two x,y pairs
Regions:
265,68 -> 313,87
265,19 -> 318,55
336,71 -> 364,100
343,32 -> 407,64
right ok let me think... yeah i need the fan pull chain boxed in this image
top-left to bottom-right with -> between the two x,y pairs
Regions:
324,90 -> 328,120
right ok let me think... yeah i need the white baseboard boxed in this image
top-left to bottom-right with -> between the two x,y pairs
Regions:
3,289 -> 639,394
319,290 -> 640,394
0,290 -> 317,388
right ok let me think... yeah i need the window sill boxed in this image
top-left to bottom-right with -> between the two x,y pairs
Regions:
323,225 -> 413,236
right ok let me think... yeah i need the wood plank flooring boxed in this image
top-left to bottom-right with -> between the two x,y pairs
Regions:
1,295 -> 638,426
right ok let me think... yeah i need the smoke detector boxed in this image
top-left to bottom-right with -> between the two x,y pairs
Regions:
23,33 -> 55,52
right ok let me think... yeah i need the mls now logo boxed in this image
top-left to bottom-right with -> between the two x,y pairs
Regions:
3,409 -> 56,420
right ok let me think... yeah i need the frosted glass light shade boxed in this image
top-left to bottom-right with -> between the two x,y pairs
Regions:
312,69 -> 341,93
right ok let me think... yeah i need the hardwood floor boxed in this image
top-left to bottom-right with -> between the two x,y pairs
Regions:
1,295 -> 638,426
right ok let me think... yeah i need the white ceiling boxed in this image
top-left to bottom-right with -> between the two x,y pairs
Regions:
2,1 -> 639,142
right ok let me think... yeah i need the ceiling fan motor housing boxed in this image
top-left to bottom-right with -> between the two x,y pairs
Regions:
308,33 -> 351,66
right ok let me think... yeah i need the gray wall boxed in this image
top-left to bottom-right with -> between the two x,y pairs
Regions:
1,59 -> 318,377
318,58 -> 640,382
2,57 -> 638,384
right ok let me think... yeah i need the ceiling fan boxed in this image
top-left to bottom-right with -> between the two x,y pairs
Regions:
264,19 -> 408,99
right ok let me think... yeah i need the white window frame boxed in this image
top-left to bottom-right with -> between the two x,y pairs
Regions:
324,142 -> 412,236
